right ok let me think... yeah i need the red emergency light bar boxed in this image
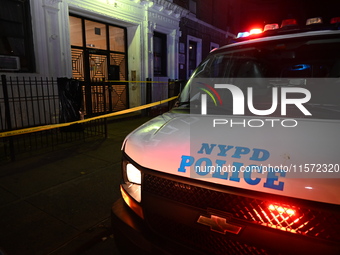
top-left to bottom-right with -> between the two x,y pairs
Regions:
264,23 -> 279,31
236,16 -> 340,40
281,18 -> 298,28
249,28 -> 263,35
330,17 -> 340,24
306,17 -> 322,25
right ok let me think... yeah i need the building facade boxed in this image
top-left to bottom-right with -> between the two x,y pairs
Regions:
0,0 -> 236,108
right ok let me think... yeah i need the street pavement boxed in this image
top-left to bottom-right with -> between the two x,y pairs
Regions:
0,114 -> 153,255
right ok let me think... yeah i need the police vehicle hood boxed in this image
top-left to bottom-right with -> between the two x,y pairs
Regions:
122,112 -> 340,205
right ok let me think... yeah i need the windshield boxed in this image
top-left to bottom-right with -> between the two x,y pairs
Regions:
178,34 -> 340,119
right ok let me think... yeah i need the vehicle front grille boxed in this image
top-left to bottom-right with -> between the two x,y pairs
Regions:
143,174 -> 340,242
147,211 -> 269,255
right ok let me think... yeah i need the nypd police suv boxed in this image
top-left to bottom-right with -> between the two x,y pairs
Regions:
112,16 -> 340,255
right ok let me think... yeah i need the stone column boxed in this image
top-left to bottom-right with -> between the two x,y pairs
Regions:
42,0 -> 63,77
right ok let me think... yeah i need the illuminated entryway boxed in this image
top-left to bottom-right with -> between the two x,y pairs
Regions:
69,15 -> 128,115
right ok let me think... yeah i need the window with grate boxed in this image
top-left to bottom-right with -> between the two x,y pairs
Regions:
0,0 -> 35,72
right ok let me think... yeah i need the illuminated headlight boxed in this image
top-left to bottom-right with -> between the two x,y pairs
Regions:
126,163 -> 141,184
121,159 -> 143,218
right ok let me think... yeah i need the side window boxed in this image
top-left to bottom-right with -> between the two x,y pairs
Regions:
210,55 -> 227,77
0,0 -> 35,72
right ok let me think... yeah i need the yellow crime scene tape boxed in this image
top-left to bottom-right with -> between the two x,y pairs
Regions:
0,96 -> 178,138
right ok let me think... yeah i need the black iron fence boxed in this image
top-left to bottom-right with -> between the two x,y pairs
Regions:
145,78 -> 185,116
0,75 -> 107,163
0,75 -> 184,164
0,118 -> 106,163
1,76 -> 59,130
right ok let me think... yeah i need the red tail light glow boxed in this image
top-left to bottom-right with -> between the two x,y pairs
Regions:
255,203 -> 303,233
268,204 -> 295,216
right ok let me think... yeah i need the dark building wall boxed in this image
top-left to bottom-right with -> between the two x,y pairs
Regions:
178,16 -> 229,58
197,0 -> 240,33
173,0 -> 241,33
178,16 -> 232,80
174,0 -> 239,80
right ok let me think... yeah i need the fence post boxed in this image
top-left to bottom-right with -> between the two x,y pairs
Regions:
168,79 -> 173,110
168,79 -> 184,110
146,78 -> 152,104
145,78 -> 152,116
84,80 -> 93,117
1,75 -> 15,161
104,117 -> 108,138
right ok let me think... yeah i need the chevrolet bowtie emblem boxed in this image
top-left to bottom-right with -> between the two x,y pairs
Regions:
197,214 -> 242,235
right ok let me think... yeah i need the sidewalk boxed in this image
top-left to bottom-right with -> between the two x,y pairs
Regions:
0,115 -> 152,255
